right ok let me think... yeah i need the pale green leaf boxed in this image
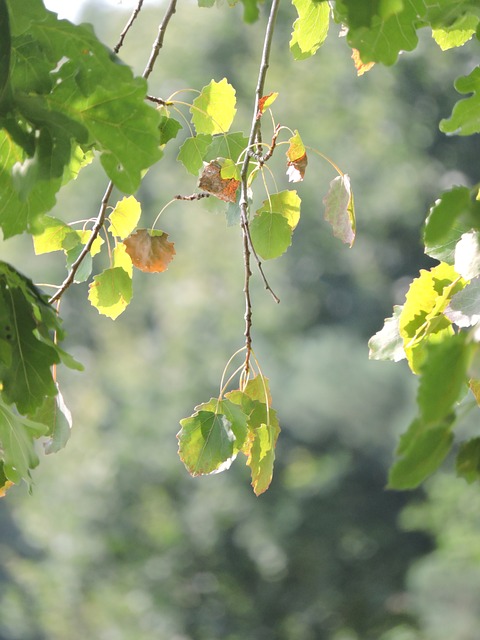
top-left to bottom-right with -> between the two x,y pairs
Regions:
432,13 -> 479,50
323,174 -> 355,247
290,0 -> 330,60
257,190 -> 301,230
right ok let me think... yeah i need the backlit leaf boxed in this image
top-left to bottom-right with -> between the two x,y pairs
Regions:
32,216 -> 75,254
112,243 -> 133,277
290,0 -> 330,61
191,78 -> 237,135
432,13 -> 479,50
88,267 -> 132,320
177,410 -> 235,476
123,229 -> 176,273
250,211 -> 293,260
256,190 -> 301,230
368,305 -> 406,362
323,174 -> 355,247
286,130 -> 307,182
108,196 -> 142,240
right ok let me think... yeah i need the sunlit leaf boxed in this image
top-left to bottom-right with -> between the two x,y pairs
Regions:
177,410 -> 236,476
256,190 -> 301,230
191,78 -> 237,135
112,243 -> 133,277
33,216 -> 75,254
108,196 -> 142,240
323,174 -> 355,247
368,305 -> 406,362
123,229 -> 176,273
432,13 -> 479,50
290,0 -> 330,61
88,267 -> 132,320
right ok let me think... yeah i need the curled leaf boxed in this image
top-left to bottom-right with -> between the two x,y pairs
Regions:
286,130 -> 308,182
198,160 -> 240,203
323,174 -> 356,246
123,229 -> 176,273
257,92 -> 278,118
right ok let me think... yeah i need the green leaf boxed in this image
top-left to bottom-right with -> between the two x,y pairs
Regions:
108,196 -> 142,241
191,78 -> 237,135
417,333 -> 473,424
193,397 -> 249,454
65,242 -> 92,284
440,66 -> 480,136
456,437 -> 480,484
290,0 -> 330,60
158,115 -> 182,146
177,134 -> 212,176
247,420 -> 279,495
388,417 -> 454,490
323,174 -> 355,247
0,267 -> 60,414
0,0 -> 11,109
0,397 -> 47,488
32,215 -> 75,254
177,410 -> 236,476
399,262 -> 465,372
256,190 -> 301,230
249,211 -> 293,260
423,185 -> 475,263
203,132 -> 249,175
432,13 -> 479,50
368,305 -> 406,362
30,386 -> 72,454
88,267 -> 133,320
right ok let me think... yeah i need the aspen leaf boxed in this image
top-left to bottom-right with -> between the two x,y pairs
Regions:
256,190 -> 301,230
286,130 -> 308,182
177,134 -> 212,176
290,0 -> 330,60
257,92 -> 278,118
191,78 -> 237,135
250,211 -> 293,260
198,160 -> 240,203
323,174 -> 356,247
33,216 -> 74,254
112,244 -> 133,277
108,196 -> 142,240
88,267 -> 132,320
123,229 -> 176,273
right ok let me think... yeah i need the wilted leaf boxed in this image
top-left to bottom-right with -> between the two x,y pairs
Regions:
191,78 -> 237,135
123,229 -> 176,273
88,267 -> 132,320
198,160 -> 240,203
323,174 -> 355,247
286,130 -> 307,182
108,195 -> 142,240
351,48 -> 375,75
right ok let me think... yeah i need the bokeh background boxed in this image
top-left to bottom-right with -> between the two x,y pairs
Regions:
1,1 -> 479,638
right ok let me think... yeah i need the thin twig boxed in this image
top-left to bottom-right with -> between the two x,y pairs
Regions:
239,0 -> 281,374
174,193 -> 211,201
48,181 -> 114,304
142,0 -> 178,79
113,0 -> 145,54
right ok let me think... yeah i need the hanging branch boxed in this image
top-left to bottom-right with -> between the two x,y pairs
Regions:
239,0 -> 281,375
49,0 -> 179,305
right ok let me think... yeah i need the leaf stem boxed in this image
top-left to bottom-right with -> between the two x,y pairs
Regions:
239,0 -> 281,374
48,181 -> 114,304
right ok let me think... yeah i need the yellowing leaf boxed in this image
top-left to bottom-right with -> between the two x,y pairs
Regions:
108,195 -> 142,240
257,92 -> 278,118
246,414 -> 280,496
286,130 -> 308,182
112,243 -> 133,277
191,78 -> 237,135
33,216 -> 74,254
88,267 -> 132,320
257,190 -> 301,230
123,229 -> 176,273
77,230 -> 104,257
290,0 -> 330,61
352,48 -> 375,76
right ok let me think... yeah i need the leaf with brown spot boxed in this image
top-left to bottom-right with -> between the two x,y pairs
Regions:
123,229 -> 176,273
286,130 -> 308,182
198,160 -> 240,203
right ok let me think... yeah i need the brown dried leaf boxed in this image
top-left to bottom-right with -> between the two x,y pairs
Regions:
123,229 -> 175,273
198,160 -> 240,203
286,153 -> 308,182
257,92 -> 279,118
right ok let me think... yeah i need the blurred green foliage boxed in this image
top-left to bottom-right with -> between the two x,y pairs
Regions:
0,1 -> 479,638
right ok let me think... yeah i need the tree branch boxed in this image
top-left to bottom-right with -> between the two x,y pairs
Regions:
239,0 -> 281,374
113,0 -> 145,54
142,0 -> 178,80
